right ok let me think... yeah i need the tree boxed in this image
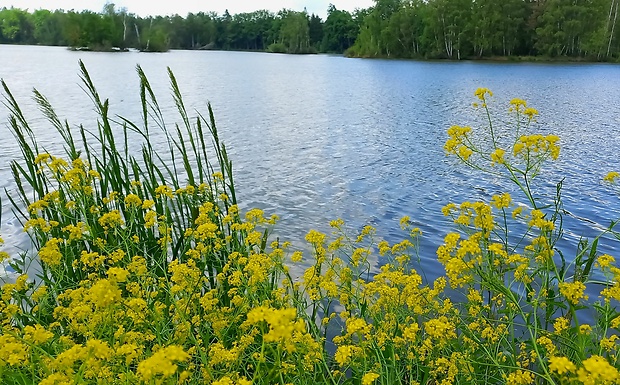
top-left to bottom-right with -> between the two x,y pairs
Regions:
278,10 -> 311,53
349,0 -> 403,57
535,0 -> 608,57
424,0 -> 473,59
32,9 -> 65,45
322,5 -> 357,53
0,7 -> 35,43
308,13 -> 323,49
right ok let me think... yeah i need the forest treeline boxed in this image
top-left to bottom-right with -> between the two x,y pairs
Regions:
1,0 -> 620,60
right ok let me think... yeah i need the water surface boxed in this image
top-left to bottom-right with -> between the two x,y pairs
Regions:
1,45 -> 620,281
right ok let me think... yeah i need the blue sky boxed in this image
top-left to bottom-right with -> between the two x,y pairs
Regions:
5,0 -> 374,19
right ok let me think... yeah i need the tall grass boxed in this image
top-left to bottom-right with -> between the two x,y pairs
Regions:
0,67 -> 619,385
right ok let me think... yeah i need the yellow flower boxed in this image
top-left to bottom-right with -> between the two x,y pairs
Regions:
442,203 -> 457,216
402,323 -> 419,341
334,345 -> 358,366
559,281 -> 587,305
137,345 -> 190,381
28,199 -> 49,214
509,98 -> 527,112
580,324 -> 592,335
98,210 -> 124,230
491,193 -> 511,209
0,335 -> 29,366
31,285 -> 48,302
102,191 -> 119,204
40,373 -> 72,385
424,316 -> 456,342
144,210 -> 157,228
88,169 -> 101,179
505,369 -> 534,385
554,317 -> 570,333
155,185 -> 174,199
116,343 -> 140,365
577,355 -> 620,384
536,336 -> 555,355
107,267 -> 130,282
362,372 -> 380,385
39,238 -> 63,266
597,254 -> 615,269
85,339 -> 113,360
445,125 -> 472,157
34,153 -> 51,165
23,324 -> 54,344
212,377 -> 234,385
474,87 -> 493,101
49,156 -> 68,173
291,251 -> 303,262
243,306 -> 304,343
63,222 -> 89,241
524,107 -> 538,119
548,356 -> 576,375
245,208 -> 265,223
305,229 -> 326,245
490,148 -> 506,165
124,193 -> 143,207
459,145 -> 473,160
600,335 -> 619,351
88,279 -> 122,309
514,134 -> 560,160
528,210 -> 554,231
399,215 -> 410,229
604,171 -> 620,183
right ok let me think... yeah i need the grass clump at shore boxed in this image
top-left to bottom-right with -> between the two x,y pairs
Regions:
1,65 -> 620,385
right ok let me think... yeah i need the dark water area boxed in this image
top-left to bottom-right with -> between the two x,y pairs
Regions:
1,45 -> 620,283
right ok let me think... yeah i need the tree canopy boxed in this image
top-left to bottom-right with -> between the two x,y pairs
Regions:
1,0 -> 620,59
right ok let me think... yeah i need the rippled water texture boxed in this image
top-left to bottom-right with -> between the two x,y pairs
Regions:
2,45 -> 620,279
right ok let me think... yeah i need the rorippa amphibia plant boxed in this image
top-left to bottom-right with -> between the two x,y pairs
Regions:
1,69 -> 620,385
440,88 -> 620,384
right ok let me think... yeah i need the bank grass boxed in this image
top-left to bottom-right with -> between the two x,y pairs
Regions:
1,66 -> 620,385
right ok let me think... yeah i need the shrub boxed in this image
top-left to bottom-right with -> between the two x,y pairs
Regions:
267,42 -> 287,53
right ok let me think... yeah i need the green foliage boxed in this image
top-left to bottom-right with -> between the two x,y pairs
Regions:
322,5 -> 358,53
4,0 -> 620,59
267,42 -> 287,53
278,10 -> 311,54
347,0 -> 620,60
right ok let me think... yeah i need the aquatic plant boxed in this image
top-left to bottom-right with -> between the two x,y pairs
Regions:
0,64 -> 619,385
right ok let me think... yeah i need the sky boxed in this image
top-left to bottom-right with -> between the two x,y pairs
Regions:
4,0 -> 375,19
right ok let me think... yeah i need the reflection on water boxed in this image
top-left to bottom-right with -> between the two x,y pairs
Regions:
1,45 -> 620,282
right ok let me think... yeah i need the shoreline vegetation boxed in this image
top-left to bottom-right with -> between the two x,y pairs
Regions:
1,63 -> 620,384
2,0 -> 620,60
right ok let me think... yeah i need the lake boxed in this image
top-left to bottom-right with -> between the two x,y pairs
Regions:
1,45 -> 620,281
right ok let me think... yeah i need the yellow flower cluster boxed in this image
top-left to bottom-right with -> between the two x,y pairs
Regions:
513,134 -> 560,160
444,125 -> 473,160
4,85 -> 620,385
558,281 -> 588,305
137,345 -> 190,381
604,171 -> 619,183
